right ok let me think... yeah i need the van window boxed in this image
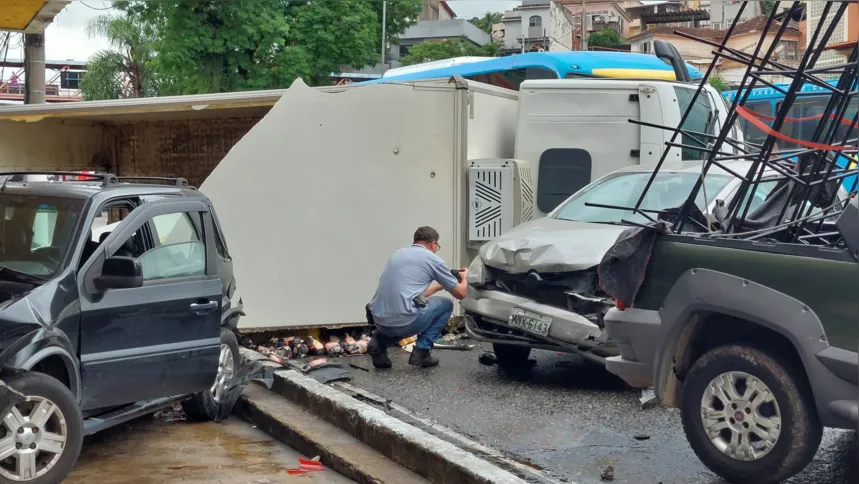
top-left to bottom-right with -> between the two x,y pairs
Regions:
537,148 -> 592,213
674,87 -> 714,160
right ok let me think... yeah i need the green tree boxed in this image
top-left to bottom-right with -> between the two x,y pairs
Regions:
79,14 -> 157,100
708,73 -> 730,92
761,0 -> 778,16
112,0 -> 421,94
469,12 -> 503,34
399,39 -> 499,66
587,28 -> 624,49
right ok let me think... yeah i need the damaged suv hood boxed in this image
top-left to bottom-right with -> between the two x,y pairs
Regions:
479,218 -> 628,273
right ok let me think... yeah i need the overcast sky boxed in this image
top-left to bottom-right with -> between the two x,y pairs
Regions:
2,0 -> 522,66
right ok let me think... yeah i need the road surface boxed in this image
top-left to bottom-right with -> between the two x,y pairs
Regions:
347,345 -> 858,484
67,414 -> 354,484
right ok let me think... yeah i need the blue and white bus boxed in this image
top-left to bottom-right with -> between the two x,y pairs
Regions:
723,80 -> 858,190
360,51 -> 704,89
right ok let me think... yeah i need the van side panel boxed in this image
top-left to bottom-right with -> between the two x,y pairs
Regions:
515,83 -> 641,216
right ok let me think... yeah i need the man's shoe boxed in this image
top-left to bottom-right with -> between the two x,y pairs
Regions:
368,334 -> 392,369
408,347 -> 439,368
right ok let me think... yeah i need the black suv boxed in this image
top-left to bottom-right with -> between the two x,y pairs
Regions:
0,172 -> 243,483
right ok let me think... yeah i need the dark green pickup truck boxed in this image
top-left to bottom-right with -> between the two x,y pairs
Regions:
602,209 -> 858,483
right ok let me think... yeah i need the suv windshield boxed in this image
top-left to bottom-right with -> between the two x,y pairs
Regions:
0,194 -> 85,278
551,171 -> 733,224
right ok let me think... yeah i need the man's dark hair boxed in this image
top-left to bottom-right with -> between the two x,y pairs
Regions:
414,226 -> 440,244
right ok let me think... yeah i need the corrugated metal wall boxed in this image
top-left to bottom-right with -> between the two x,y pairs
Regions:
109,116 -> 263,187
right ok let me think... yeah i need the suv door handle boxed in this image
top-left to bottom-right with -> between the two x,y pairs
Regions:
190,300 -> 218,314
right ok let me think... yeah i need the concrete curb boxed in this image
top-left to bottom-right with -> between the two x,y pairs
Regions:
236,384 -> 429,484
239,348 -> 528,484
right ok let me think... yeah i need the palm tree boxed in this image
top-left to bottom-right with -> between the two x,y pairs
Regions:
469,12 -> 503,34
79,15 -> 156,100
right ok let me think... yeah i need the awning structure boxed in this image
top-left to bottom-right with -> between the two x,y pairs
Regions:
0,0 -> 69,33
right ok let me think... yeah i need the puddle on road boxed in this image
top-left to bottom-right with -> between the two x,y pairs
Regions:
66,415 -> 354,484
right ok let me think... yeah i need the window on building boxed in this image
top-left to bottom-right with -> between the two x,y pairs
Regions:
399,45 -> 410,57
712,22 -> 722,29
60,71 -> 85,90
779,40 -> 798,61
529,15 -> 542,27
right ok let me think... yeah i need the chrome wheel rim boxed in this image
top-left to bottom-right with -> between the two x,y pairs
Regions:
700,371 -> 782,461
0,396 -> 67,481
211,344 -> 236,403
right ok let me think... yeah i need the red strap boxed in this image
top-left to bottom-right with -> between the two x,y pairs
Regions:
736,106 -> 858,152
744,108 -> 859,128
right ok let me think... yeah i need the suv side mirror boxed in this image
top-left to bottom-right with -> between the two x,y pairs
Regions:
94,256 -> 143,291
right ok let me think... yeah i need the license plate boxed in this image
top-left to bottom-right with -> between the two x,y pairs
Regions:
509,308 -> 552,337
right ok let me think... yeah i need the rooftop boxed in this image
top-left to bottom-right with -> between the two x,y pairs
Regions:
400,19 -> 491,45
628,15 -> 801,42
0,0 -> 70,33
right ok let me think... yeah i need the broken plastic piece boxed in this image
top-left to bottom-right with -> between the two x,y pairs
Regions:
640,388 -> 657,409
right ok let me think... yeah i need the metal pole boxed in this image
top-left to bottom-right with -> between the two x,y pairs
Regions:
581,0 -> 587,51
381,1 -> 387,65
24,32 -> 45,104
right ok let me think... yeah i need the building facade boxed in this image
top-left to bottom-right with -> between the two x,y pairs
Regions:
562,0 -> 634,39
500,0 -> 576,54
628,16 -> 802,84
808,1 -> 858,77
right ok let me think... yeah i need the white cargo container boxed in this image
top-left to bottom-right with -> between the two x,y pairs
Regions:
200,78 -> 520,330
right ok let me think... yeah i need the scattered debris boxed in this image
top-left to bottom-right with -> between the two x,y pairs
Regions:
633,433 -> 650,441
348,358 -> 372,372
600,465 -> 615,481
640,388 -> 657,409
434,342 -> 475,350
154,403 -> 187,423
286,457 -> 326,475
478,352 -> 498,366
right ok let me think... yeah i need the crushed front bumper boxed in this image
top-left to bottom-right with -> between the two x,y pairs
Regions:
461,286 -> 603,346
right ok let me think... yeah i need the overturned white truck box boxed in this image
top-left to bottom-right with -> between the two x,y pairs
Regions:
201,78 -> 520,330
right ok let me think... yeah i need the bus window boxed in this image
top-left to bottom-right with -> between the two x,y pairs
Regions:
739,101 -> 773,146
465,67 -> 557,90
834,96 -> 858,144
776,97 -> 844,150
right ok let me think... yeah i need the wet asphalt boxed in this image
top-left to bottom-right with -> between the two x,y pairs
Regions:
346,346 -> 858,484
67,415 -> 354,484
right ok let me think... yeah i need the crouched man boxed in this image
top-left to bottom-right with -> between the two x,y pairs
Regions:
367,226 -> 468,368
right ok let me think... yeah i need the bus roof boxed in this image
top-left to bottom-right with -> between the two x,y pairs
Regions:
361,51 -> 703,85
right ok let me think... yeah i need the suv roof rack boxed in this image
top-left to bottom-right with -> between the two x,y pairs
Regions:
0,171 -> 119,186
116,176 -> 191,188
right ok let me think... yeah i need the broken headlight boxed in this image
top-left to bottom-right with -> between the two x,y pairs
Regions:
466,255 -> 491,287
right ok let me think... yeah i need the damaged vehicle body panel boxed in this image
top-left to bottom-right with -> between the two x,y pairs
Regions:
462,161 -> 793,367
0,173 -> 245,483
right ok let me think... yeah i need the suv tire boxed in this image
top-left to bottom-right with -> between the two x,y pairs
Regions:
493,344 -> 531,370
680,345 -> 822,484
182,328 -> 240,421
0,372 -> 83,484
